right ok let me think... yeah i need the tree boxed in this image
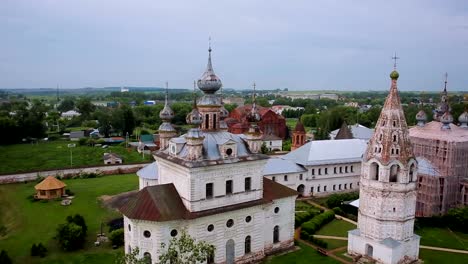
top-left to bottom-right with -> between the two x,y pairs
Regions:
109,228 -> 124,247
158,230 -> 215,264
261,142 -> 269,154
56,214 -> 88,251
115,247 -> 151,264
57,98 -> 75,112
76,97 -> 95,119
0,250 -> 12,264
31,242 -> 48,257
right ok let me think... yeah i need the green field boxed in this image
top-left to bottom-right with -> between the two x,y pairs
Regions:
263,241 -> 340,264
0,174 -> 138,263
419,248 -> 468,264
315,219 -> 356,237
0,140 -> 151,174
295,200 -> 320,212
416,226 -> 468,250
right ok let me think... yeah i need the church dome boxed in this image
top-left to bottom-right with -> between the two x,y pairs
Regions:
159,104 -> 174,121
246,104 -> 261,123
458,111 -> 468,127
186,108 -> 203,126
440,111 -> 453,129
416,110 -> 427,122
197,47 -> 222,94
390,70 -> 399,80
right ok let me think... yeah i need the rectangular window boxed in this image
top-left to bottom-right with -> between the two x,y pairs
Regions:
318,168 -> 321,175
333,185 -> 336,191
312,169 -> 315,176
245,177 -> 251,191
339,167 -> 343,173
339,184 -> 342,190
334,167 -> 337,174
317,186 -> 320,192
206,183 -> 213,199
226,180 -> 233,195
284,175 -> 288,181
299,174 -> 303,180
324,186 -> 327,192
351,165 -> 354,172
325,168 -> 328,174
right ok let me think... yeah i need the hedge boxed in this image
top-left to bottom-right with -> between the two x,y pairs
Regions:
300,230 -> 328,248
295,210 -> 319,228
301,210 -> 335,235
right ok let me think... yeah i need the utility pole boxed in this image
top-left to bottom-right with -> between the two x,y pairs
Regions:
68,143 -> 76,167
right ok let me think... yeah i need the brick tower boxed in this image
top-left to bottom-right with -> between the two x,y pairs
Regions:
348,66 -> 420,264
291,120 -> 306,150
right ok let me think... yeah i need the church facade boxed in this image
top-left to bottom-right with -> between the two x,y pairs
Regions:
348,68 -> 420,264
120,46 -> 297,264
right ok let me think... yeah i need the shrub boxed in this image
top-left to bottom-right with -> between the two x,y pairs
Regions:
309,235 -> 328,249
295,210 -> 318,228
332,207 -> 345,216
31,243 -> 48,257
0,250 -> 12,264
109,228 -> 124,247
301,211 -> 335,235
325,192 -> 359,209
78,137 -> 88,146
56,222 -> 85,251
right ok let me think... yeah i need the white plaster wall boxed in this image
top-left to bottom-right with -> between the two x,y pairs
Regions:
124,196 -> 295,264
139,178 -> 159,190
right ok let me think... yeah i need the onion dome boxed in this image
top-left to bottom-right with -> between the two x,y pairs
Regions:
159,85 -> 174,121
197,46 -> 222,94
247,103 -> 261,123
390,70 -> 399,80
186,108 -> 203,126
416,109 -> 427,127
458,111 -> 468,128
440,111 -> 453,130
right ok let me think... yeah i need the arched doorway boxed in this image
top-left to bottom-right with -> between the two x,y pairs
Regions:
297,184 -> 305,196
226,239 -> 235,264
365,244 -> 373,258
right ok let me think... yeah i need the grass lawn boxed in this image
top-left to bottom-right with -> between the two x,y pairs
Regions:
0,174 -> 138,263
419,248 -> 468,264
320,238 -> 347,250
295,200 -> 320,212
316,219 -> 356,237
416,226 -> 468,250
0,140 -> 151,174
263,241 -> 340,264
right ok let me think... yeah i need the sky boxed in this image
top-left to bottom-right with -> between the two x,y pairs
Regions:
1,0 -> 467,91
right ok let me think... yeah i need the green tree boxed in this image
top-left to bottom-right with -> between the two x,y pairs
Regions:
261,142 -> 269,154
76,97 -> 95,119
158,230 -> 215,264
0,250 -> 12,264
115,247 -> 151,264
56,222 -> 85,251
109,228 -> 124,247
57,98 -> 75,112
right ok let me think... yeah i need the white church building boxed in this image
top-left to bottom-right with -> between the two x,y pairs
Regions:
120,46 -> 297,264
347,68 -> 420,264
263,139 -> 368,197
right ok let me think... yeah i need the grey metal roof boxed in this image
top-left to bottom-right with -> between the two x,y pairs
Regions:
416,157 -> 440,177
263,158 -> 306,175
168,131 -> 251,161
283,139 -> 368,166
137,162 -> 159,180
330,124 -> 374,140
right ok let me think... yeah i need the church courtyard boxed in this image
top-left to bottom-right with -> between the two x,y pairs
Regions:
0,175 -> 468,263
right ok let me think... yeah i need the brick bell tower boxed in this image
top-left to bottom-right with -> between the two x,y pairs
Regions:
348,62 -> 420,264
291,119 -> 306,150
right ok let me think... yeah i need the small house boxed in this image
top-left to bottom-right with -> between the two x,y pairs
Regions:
69,131 -> 85,141
103,153 -> 123,164
34,176 -> 66,200
138,134 -> 158,153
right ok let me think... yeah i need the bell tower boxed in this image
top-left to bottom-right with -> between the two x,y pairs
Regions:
348,62 -> 420,264
291,119 -> 306,150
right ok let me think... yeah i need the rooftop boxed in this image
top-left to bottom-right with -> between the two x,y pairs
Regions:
35,176 -> 66,191
283,139 -> 368,166
263,158 -> 307,175
330,123 -> 374,140
120,177 -> 297,222
409,121 -> 468,142
137,162 -> 159,180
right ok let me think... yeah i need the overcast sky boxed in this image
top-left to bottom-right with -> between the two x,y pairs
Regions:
1,0 -> 467,91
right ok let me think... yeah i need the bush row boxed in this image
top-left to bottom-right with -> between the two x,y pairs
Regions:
301,210 -> 335,235
300,230 -> 328,248
295,210 -> 319,228
416,206 -> 468,233
325,192 -> 359,209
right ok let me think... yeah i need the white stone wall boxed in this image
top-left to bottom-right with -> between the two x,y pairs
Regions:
139,178 -> 159,190
156,158 -> 267,212
264,161 -> 361,196
124,196 -> 295,264
263,139 -> 282,151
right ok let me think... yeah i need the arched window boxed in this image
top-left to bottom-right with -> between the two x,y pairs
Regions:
245,236 -> 251,254
273,226 -> 280,243
213,114 -> 217,129
350,183 -> 353,189
143,252 -> 151,264
409,164 -> 416,182
370,163 -> 379,180
393,135 -> 397,142
205,114 -> 209,129
345,166 -> 348,173
390,164 -> 400,182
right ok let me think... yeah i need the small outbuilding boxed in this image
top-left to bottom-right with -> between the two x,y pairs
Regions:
34,176 -> 66,200
103,152 -> 123,164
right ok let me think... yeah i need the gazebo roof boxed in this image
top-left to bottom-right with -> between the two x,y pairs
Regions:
35,176 -> 66,191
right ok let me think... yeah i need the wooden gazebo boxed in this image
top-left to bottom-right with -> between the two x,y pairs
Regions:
34,176 -> 66,200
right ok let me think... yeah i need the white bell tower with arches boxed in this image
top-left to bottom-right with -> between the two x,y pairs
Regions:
348,65 -> 420,264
